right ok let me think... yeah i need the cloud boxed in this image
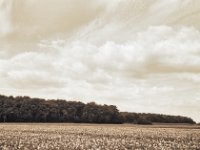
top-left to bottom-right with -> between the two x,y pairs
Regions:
1,25 -> 200,93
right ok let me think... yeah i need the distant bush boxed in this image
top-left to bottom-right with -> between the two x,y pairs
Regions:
120,112 -> 196,124
136,116 -> 152,125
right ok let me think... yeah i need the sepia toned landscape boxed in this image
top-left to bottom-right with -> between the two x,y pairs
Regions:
1,0 -> 200,149
0,123 -> 199,150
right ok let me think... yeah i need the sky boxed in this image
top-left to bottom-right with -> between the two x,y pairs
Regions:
0,0 -> 200,122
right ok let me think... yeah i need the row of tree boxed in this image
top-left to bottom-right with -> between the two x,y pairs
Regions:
120,112 -> 195,124
0,95 -> 196,124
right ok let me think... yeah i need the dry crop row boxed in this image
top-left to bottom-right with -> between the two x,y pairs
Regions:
0,124 -> 199,150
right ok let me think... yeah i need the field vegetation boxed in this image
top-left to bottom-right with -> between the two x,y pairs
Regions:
0,123 -> 199,150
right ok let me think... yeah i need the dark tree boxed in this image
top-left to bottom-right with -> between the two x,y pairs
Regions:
0,94 -> 196,124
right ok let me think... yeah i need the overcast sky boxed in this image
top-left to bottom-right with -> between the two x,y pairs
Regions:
0,0 -> 200,122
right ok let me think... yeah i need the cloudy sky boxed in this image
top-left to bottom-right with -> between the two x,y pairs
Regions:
0,0 -> 200,122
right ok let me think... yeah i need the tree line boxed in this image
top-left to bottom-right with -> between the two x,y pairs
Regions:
0,94 -> 196,124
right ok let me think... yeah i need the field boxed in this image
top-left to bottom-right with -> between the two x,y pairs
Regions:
0,123 -> 199,150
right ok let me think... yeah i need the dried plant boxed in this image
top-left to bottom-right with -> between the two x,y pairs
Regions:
0,124 -> 199,150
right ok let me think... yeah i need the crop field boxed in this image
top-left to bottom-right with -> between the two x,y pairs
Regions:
0,123 -> 199,150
